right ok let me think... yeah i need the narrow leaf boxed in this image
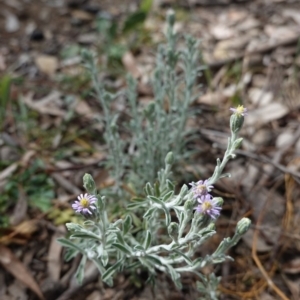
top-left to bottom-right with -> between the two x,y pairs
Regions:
102,260 -> 123,282
75,255 -> 87,285
112,243 -> 131,255
123,214 -> 132,235
143,207 -> 156,219
70,232 -> 100,240
173,250 -> 192,265
162,190 -> 174,202
143,230 -> 152,250
57,238 -> 83,253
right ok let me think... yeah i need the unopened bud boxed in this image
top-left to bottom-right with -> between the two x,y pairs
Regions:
213,197 -> 224,207
236,218 -> 251,235
166,9 -> 175,27
230,113 -> 244,133
168,222 -> 179,242
165,152 -> 174,165
83,174 -> 96,194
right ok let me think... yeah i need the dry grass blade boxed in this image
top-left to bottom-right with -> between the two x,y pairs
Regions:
0,245 -> 45,300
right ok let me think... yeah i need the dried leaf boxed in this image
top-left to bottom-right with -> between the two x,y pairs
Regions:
74,98 -> 96,120
248,88 -> 273,106
0,162 -> 18,181
283,257 -> 300,274
35,55 -> 58,76
71,10 -> 93,21
47,228 -> 65,281
122,51 -> 141,78
22,92 -> 65,117
245,102 -> 289,126
0,245 -> 45,300
198,91 -> 225,105
276,130 -> 294,149
9,186 -> 28,226
283,9 -> 300,25
210,25 -> 234,40
0,220 -> 38,245
5,11 -> 20,32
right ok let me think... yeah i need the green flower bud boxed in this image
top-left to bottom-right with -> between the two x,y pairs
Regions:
236,218 -> 251,235
166,9 -> 175,27
229,105 -> 248,133
83,173 -> 96,194
165,152 -> 174,165
213,197 -> 224,207
168,222 -> 179,242
230,113 -> 244,133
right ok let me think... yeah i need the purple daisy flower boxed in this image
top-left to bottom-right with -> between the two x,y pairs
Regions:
189,180 -> 214,199
229,105 -> 248,116
72,193 -> 97,215
195,194 -> 221,219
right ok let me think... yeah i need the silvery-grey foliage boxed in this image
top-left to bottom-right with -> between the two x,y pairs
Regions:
81,10 -> 201,194
59,11 -> 251,300
58,106 -> 250,299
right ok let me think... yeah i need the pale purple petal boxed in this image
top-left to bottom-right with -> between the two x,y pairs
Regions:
195,195 -> 222,219
189,179 -> 214,199
72,193 -> 98,215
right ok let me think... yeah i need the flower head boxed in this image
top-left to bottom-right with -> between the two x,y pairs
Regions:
195,195 -> 221,219
72,193 -> 97,215
230,105 -> 248,116
189,180 -> 214,199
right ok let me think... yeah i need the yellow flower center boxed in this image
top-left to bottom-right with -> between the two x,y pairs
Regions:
235,105 -> 245,115
197,185 -> 206,193
202,201 -> 212,211
80,197 -> 89,208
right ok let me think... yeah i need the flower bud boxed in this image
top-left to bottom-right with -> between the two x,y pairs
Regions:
212,197 -> 224,207
83,174 -> 96,194
165,152 -> 174,165
168,222 -> 179,242
229,105 -> 247,133
166,9 -> 175,27
230,113 -> 244,133
236,218 -> 251,235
